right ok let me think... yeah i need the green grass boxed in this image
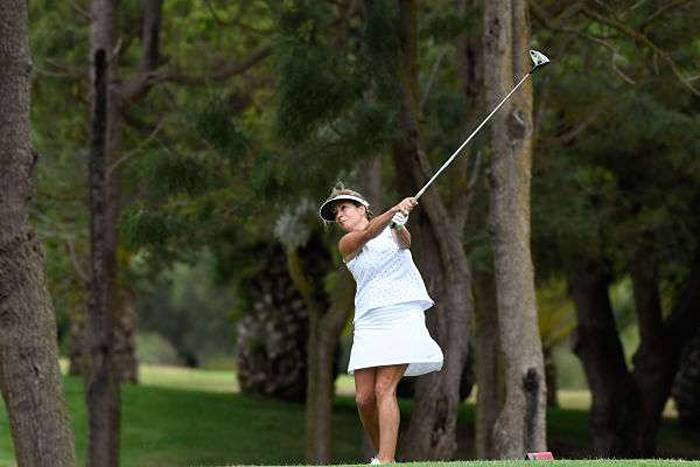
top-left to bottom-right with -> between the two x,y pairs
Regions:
138,364 -> 239,393
1,365 -> 699,466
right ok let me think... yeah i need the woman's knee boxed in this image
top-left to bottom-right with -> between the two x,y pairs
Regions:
355,389 -> 376,411
374,378 -> 397,401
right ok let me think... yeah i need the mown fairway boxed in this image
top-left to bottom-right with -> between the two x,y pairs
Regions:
0,365 -> 698,466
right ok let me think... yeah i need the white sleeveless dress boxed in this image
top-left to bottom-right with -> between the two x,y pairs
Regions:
345,226 -> 444,377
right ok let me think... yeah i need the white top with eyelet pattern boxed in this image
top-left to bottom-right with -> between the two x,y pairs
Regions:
344,226 -> 434,322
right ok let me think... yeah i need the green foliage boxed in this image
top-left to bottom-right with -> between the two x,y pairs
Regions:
275,41 -> 362,142
139,150 -> 217,199
120,206 -> 185,251
362,0 -> 399,98
537,278 -> 576,349
419,9 -> 477,43
193,95 -> 250,161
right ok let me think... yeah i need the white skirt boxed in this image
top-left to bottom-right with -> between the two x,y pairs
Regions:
347,301 -> 444,377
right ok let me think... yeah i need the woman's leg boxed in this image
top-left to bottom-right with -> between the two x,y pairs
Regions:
354,367 -> 380,454
375,364 -> 408,463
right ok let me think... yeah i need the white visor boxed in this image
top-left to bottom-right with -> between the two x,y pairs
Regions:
319,195 -> 370,222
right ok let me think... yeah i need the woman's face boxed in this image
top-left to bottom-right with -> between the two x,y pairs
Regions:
333,201 -> 367,232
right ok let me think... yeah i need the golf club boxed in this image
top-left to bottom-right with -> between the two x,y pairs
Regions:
392,50 -> 550,228
417,49 -> 549,199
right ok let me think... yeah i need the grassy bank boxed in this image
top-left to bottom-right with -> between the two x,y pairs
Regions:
0,365 -> 698,466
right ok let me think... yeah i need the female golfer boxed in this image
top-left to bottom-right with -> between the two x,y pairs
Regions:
319,187 -> 444,465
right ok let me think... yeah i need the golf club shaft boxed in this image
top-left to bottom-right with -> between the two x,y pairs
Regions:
414,71 -> 532,200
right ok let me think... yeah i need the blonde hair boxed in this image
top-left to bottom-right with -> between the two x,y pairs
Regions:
324,182 -> 374,221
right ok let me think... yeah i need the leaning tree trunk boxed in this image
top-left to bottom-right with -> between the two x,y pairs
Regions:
627,253 -> 672,455
484,0 -> 547,458
283,231 -> 353,464
567,257 -> 639,456
299,264 -> 354,465
626,251 -> 700,454
86,1 -> 121,465
389,0 -> 474,460
568,250 -> 700,457
0,2 -> 77,465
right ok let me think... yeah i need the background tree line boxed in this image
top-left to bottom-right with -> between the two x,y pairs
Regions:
0,0 -> 698,465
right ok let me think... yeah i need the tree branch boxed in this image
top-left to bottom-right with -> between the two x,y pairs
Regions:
540,107 -> 603,147
65,239 -> 89,286
107,115 -> 165,177
580,6 -> 700,95
119,0 -> 164,104
159,44 -> 272,86
640,0 -> 693,30
419,47 -> 448,113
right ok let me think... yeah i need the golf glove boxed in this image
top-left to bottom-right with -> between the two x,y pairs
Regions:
391,211 -> 408,229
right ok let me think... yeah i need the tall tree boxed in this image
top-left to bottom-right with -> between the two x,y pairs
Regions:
389,0 -> 474,459
483,0 -> 547,458
86,0 -> 120,464
0,0 -> 77,464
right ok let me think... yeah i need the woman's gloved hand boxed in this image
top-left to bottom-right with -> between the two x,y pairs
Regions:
391,211 -> 409,229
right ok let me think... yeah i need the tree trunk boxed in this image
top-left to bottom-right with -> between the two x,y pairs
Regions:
673,328 -> 700,431
390,1 -> 474,460
86,1 -> 120,465
483,0 -> 547,458
627,254 -> 669,454
0,2 -> 77,464
285,236 -> 354,464
68,309 -> 86,376
473,270 -> 503,459
303,269 -> 354,464
569,251 -> 700,457
543,346 -> 559,408
626,252 -> 700,454
114,285 -> 138,384
567,258 -> 639,456
671,256 -> 700,432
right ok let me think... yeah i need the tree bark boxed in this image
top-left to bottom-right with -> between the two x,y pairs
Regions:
569,251 -> 700,457
483,0 -> 547,458
389,0 -> 474,460
74,0 -> 165,385
285,234 -> 354,464
568,258 -> 639,456
626,252 -> 700,455
543,346 -> 559,408
302,268 -> 354,464
68,309 -> 87,376
86,1 -> 120,465
114,284 -> 138,383
473,270 -> 503,459
0,2 -> 77,465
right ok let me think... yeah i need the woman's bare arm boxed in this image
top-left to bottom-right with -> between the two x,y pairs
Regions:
338,197 -> 417,260
338,207 -> 399,260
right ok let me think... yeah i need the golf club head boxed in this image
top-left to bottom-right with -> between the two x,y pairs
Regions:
529,50 -> 550,72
